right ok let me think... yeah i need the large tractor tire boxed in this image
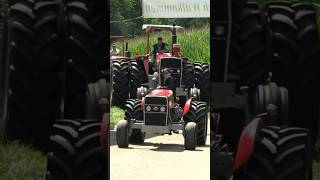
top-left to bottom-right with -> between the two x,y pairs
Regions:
228,0 -> 266,86
124,99 -> 145,143
112,60 -> 129,108
85,78 -> 109,118
0,0 -> 7,137
129,60 -> 146,99
46,119 -> 108,180
64,0 -> 106,119
266,2 -> 320,142
116,120 -> 129,148
182,61 -> 194,89
5,0 -> 39,142
194,62 -> 210,102
184,122 -> 197,150
236,126 -> 313,180
183,101 -> 208,146
217,0 -> 268,153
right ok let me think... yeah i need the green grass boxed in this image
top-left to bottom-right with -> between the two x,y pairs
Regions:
314,160 -> 320,180
115,25 -> 210,63
0,141 -> 46,180
111,106 -> 125,125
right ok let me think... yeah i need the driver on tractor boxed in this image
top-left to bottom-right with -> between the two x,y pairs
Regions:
162,68 -> 176,101
162,68 -> 183,122
152,37 -> 168,58
110,43 -> 120,56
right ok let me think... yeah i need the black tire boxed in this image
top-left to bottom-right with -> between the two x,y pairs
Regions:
124,99 -> 145,143
64,0 -> 104,118
183,101 -> 208,146
116,120 -> 129,148
32,0 -> 63,148
5,0 -> 37,141
266,2 -> 320,141
184,122 -> 197,150
46,119 -> 107,180
0,0 -> 8,137
111,60 -> 129,108
194,62 -> 210,102
236,126 -> 313,180
228,0 -> 266,86
85,78 -> 109,118
182,61 -> 194,89
129,60 -> 146,99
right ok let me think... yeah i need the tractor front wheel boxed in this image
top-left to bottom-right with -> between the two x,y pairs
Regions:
116,120 -> 129,148
184,122 -> 197,150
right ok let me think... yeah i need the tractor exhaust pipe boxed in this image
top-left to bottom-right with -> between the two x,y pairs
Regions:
125,41 -> 130,58
172,24 -> 177,54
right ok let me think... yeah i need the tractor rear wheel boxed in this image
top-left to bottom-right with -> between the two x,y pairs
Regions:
46,119 -> 107,180
194,62 -> 210,102
64,0 -> 106,119
124,99 -> 145,143
228,0 -> 266,86
5,0 -> 40,142
183,101 -> 208,146
236,126 -> 313,180
266,1 -> 320,143
182,62 -> 194,89
112,60 -> 129,108
129,60 -> 146,99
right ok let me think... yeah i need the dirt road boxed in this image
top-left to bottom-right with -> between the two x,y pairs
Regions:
110,122 -> 210,180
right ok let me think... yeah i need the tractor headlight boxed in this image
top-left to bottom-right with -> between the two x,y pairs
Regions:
146,106 -> 151,112
160,106 -> 166,112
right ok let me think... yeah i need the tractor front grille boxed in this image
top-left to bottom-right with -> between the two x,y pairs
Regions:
144,96 -> 168,126
160,58 -> 182,87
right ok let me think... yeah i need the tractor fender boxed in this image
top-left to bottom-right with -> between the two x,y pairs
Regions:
100,113 -> 109,154
233,117 -> 262,171
183,99 -> 192,116
141,97 -> 145,108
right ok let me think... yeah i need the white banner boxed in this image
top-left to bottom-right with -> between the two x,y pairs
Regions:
142,0 -> 210,18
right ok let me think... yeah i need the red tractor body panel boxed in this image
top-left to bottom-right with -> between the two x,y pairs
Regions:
146,89 -> 175,108
183,99 -> 192,116
233,118 -> 262,171
147,89 -> 173,97
156,53 -> 171,60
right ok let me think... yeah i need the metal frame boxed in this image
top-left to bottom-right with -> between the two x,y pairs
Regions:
143,96 -> 169,126
158,57 -> 183,87
127,95 -> 186,134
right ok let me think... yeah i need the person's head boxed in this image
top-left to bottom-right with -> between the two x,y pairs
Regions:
162,68 -> 171,79
157,37 -> 163,44
112,43 -> 116,50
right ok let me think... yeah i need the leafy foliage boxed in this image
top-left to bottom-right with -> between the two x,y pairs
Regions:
110,0 -> 209,38
125,25 -> 210,63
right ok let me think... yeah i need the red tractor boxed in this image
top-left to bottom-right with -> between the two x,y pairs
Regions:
111,24 -> 209,108
132,24 -> 209,103
116,86 -> 208,150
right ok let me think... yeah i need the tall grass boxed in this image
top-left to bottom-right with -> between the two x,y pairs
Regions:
125,25 -> 210,63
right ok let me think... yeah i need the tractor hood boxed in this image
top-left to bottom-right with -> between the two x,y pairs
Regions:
147,89 -> 173,97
